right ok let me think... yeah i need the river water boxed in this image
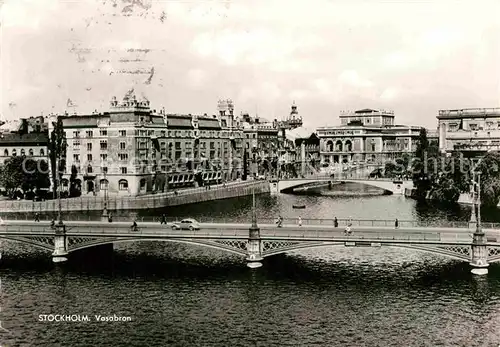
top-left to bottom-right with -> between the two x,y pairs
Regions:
1,183 -> 500,347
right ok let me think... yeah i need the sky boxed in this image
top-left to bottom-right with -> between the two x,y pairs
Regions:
1,0 -> 499,129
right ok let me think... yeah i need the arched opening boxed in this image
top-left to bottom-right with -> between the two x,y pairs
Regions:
86,180 -> 94,193
20,149 -> 25,156
100,179 -> 109,191
40,149 -> 45,156
3,149 -> 8,156
326,140 -> 334,152
335,140 -> 343,152
139,178 -> 147,192
119,179 -> 128,191
345,140 -> 352,152
28,148 -> 34,156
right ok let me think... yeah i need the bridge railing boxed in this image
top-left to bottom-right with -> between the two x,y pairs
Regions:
3,216 -> 500,230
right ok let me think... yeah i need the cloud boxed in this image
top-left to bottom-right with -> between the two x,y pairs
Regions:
1,0 -> 499,130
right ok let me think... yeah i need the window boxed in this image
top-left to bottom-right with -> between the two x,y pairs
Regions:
73,131 -> 80,138
119,142 -> 126,150
100,179 -> 108,190
40,149 -> 45,156
100,130 -> 107,136
100,153 -> 107,161
87,166 -> 93,173
119,179 -> 128,190
161,130 -> 166,137
87,143 -> 92,151
100,141 -> 107,150
120,167 -> 127,174
102,166 -> 108,174
73,154 -> 80,162
175,142 -> 181,150
86,130 -> 93,138
210,142 -> 215,149
12,149 -> 17,156
119,153 -> 128,160
119,130 -> 126,137
73,141 -> 80,150
87,154 -> 93,161
28,148 -> 34,156
20,149 -> 25,156
3,149 -> 8,156
253,134 -> 256,139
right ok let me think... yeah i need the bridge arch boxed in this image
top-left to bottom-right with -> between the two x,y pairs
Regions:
0,236 -> 54,252
69,238 -> 248,257
262,242 -> 472,262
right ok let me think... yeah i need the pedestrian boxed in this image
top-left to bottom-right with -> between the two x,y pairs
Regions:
334,217 -> 338,228
108,212 -> 113,223
50,219 -> 55,229
131,219 -> 138,231
395,218 -> 399,229
298,216 -> 302,227
161,214 -> 167,225
276,215 -> 283,228
34,213 -> 40,222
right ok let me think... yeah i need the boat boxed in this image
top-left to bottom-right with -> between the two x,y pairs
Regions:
292,205 -> 306,209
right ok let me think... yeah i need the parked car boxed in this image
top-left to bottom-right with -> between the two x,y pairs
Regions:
171,218 -> 201,231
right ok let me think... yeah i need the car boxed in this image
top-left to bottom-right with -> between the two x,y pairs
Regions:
171,218 -> 200,231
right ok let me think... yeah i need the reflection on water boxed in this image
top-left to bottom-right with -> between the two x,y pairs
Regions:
1,184 -> 500,346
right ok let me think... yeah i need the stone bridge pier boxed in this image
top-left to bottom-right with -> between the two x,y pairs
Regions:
246,201 -> 263,268
52,223 -> 68,263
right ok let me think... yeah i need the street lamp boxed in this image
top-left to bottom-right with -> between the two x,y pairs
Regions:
102,170 -> 108,220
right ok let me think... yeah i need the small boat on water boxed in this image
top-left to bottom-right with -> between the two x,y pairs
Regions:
292,205 -> 306,209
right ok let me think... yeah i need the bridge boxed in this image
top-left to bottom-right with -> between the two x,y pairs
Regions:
271,177 -> 413,194
0,216 -> 499,274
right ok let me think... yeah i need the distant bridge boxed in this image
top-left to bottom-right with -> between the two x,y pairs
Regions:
0,218 -> 498,274
271,177 -> 413,194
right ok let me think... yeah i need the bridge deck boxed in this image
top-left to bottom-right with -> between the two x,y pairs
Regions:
1,220 -> 499,245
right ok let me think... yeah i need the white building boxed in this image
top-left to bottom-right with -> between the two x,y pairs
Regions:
437,107 -> 500,156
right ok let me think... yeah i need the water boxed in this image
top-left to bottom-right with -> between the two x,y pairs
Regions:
1,184 -> 500,347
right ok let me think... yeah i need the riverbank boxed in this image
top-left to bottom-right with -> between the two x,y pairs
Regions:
0,180 -> 270,213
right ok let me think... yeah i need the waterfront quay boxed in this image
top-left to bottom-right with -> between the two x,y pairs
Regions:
0,179 -> 269,213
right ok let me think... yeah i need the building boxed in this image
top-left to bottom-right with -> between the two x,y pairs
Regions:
239,113 -> 280,177
57,91 -> 168,196
278,102 -> 303,130
317,109 -> 422,164
0,132 -> 49,165
437,107 -> 500,156
58,92 -> 245,197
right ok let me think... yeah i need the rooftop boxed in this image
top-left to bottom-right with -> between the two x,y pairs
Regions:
437,108 -> 500,119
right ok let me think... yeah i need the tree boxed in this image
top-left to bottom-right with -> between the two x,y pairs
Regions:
475,152 -> 500,206
412,128 -> 433,199
69,164 -> 81,197
22,158 -> 50,193
48,117 -> 67,197
242,149 -> 248,181
0,156 -> 26,198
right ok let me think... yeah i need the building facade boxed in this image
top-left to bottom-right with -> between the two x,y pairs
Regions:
58,92 -> 245,197
437,107 -> 500,156
0,132 -> 49,165
317,109 -> 422,164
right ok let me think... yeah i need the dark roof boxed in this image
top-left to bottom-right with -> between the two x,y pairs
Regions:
198,117 -> 221,130
0,132 -> 49,145
355,109 -> 379,114
61,115 -> 103,128
166,115 -> 193,129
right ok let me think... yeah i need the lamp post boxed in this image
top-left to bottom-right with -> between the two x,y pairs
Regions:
102,170 -> 108,220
